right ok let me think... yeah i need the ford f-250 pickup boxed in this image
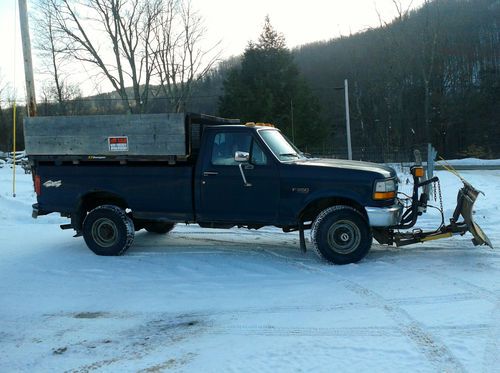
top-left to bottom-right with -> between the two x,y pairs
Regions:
24,113 -> 491,264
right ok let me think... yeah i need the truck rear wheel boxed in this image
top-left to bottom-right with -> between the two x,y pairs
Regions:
311,205 -> 372,264
83,205 -> 135,256
144,222 -> 176,234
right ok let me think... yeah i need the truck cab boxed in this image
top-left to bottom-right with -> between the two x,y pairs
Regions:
189,123 -> 401,264
196,124 -> 400,229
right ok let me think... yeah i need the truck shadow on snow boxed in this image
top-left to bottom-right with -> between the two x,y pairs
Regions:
125,229 -> 494,266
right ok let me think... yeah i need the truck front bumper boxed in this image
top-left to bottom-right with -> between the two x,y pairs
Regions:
366,203 -> 403,227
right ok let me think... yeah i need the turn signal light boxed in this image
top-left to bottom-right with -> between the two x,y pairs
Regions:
373,191 -> 396,200
245,122 -> 274,128
411,166 -> 425,178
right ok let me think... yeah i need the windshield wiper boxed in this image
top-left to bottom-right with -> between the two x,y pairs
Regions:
279,153 -> 300,158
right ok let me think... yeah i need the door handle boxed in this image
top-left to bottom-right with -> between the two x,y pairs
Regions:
203,171 -> 219,176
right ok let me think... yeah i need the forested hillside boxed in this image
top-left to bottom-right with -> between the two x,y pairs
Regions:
181,0 -> 500,158
1,0 -> 498,159
293,0 -> 500,158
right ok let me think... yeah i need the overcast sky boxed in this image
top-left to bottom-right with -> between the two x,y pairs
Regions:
0,0 -> 425,102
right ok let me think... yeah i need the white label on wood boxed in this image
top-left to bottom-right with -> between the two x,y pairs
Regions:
108,136 -> 129,152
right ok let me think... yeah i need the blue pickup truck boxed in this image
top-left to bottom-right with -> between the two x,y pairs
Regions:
24,113 -> 491,264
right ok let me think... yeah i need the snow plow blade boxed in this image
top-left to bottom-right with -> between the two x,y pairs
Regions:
452,181 -> 493,248
390,175 -> 493,248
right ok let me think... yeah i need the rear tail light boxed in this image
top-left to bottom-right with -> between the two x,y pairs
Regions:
35,175 -> 41,196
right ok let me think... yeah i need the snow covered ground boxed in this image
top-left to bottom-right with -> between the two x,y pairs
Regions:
0,164 -> 499,372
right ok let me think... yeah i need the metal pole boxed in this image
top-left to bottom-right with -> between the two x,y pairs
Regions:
290,99 -> 295,143
18,0 -> 37,117
13,102 -> 17,197
344,79 -> 352,160
427,143 -> 437,199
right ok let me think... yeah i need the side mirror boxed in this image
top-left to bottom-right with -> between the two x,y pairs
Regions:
234,151 -> 250,163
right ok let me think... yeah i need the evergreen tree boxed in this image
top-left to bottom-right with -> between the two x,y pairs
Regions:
219,16 -> 325,149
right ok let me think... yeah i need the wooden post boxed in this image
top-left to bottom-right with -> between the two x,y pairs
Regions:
18,0 -> 37,117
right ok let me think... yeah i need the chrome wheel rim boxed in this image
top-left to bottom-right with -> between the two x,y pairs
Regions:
327,220 -> 361,254
91,218 -> 118,247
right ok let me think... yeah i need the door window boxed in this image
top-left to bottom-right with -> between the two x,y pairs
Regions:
250,141 -> 268,166
211,132 -> 267,166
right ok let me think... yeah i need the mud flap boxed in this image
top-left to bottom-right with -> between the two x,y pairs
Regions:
453,181 -> 493,248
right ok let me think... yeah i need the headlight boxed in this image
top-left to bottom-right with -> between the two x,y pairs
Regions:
373,179 -> 397,200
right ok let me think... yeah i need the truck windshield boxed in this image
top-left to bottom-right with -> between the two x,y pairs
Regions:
259,130 -> 304,161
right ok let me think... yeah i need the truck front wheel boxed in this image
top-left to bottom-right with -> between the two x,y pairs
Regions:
311,206 -> 372,264
83,205 -> 135,256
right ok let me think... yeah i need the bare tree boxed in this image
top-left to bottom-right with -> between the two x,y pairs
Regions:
152,0 -> 221,112
34,0 -> 83,113
47,0 -> 162,113
0,72 -> 6,130
390,0 -> 414,21
43,0 -> 219,114
0,71 -> 7,102
0,72 -> 15,152
375,0 -> 442,142
417,0 -> 442,140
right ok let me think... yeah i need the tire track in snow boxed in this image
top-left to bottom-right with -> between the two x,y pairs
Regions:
393,292 -> 479,305
416,267 -> 500,373
173,292 -> 481,319
66,318 -> 202,373
204,323 -> 492,339
131,233 -> 489,371
333,278 -> 466,373
417,267 -> 499,304
482,301 -> 500,373
205,325 -> 402,338
428,324 -> 491,336
178,302 -> 373,317
203,323 -> 493,338
383,259 -> 500,373
261,248 -> 467,373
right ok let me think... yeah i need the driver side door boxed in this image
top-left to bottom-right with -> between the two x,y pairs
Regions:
198,129 -> 280,224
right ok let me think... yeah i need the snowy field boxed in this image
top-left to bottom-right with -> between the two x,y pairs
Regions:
0,165 -> 499,372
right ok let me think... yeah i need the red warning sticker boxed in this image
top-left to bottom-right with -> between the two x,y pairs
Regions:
108,136 -> 129,151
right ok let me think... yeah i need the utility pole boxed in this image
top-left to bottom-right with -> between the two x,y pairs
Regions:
344,79 -> 352,160
334,79 -> 353,160
18,0 -> 37,117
